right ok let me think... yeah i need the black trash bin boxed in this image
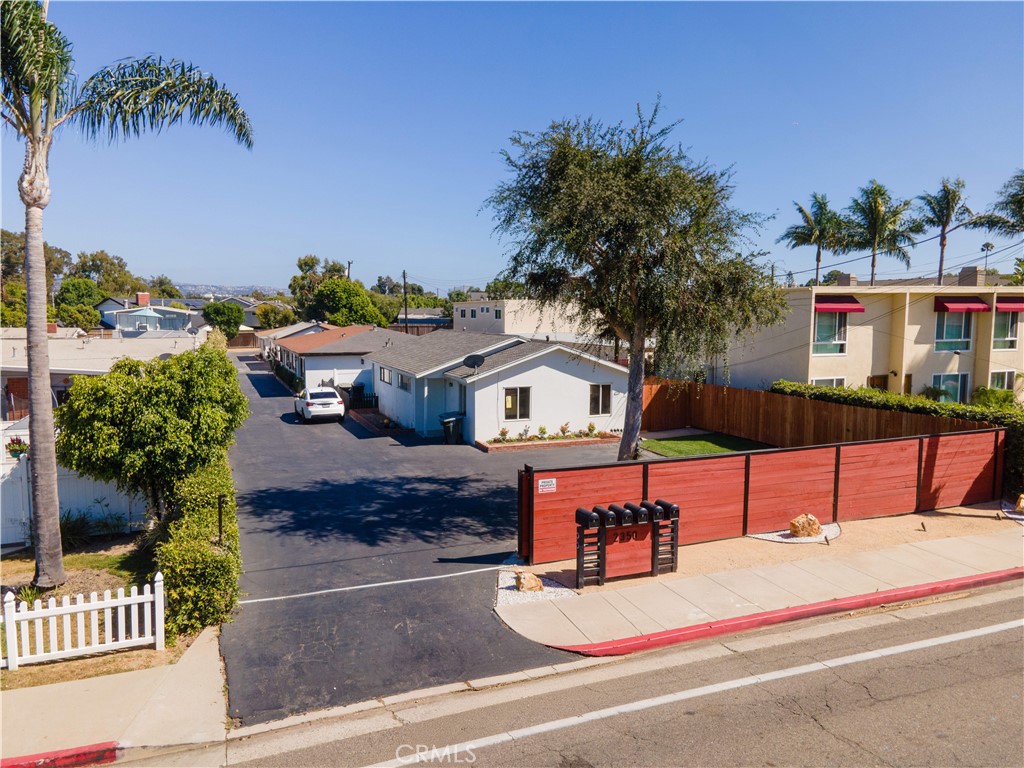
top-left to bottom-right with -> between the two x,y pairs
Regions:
438,412 -> 463,444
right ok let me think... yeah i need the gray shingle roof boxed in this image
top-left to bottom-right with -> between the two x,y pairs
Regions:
445,340 -> 554,379
366,330 -> 519,376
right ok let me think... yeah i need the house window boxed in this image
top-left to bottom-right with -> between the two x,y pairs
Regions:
813,312 -> 847,355
470,309 -> 477,319
932,372 -> 969,403
504,387 -> 530,420
459,309 -> 466,318
589,384 -> 611,415
380,367 -> 392,385
482,306 -> 490,314
397,373 -> 410,392
935,312 -> 972,352
811,378 -> 846,388
494,309 -> 503,320
993,311 -> 1018,350
990,371 -> 1016,391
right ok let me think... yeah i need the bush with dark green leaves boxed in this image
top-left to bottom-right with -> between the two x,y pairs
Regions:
154,453 -> 241,635
769,380 -> 1024,497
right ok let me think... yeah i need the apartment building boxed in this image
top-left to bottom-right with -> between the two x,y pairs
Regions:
720,268 -> 1023,403
450,299 -> 592,342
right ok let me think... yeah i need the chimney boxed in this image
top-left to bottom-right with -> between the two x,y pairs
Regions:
46,322 -> 57,335
837,273 -> 858,287
136,291 -> 151,307
958,266 -> 984,287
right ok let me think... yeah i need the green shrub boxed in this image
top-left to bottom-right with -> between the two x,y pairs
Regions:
59,509 -> 93,552
154,452 -> 242,635
770,380 -> 1024,497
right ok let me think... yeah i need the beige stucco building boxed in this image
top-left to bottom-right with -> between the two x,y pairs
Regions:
451,299 -> 592,342
719,273 -> 1023,404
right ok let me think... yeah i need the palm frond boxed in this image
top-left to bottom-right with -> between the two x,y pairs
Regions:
64,56 -> 253,148
1,0 -> 74,136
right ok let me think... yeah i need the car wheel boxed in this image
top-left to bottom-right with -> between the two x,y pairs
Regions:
301,410 -> 309,424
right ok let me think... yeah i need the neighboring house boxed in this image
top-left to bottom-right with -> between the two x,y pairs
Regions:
450,299 -> 595,343
1,327 -> 207,420
256,321 -> 335,362
95,292 -> 205,334
718,267 -> 1024,404
388,307 -> 452,336
366,330 -> 628,443
276,325 -> 411,389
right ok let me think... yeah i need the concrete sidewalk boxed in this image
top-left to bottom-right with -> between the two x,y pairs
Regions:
1,509 -> 1021,767
497,522 -> 1024,655
0,627 -> 225,767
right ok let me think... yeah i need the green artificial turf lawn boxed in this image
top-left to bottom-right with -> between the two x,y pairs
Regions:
642,432 -> 772,457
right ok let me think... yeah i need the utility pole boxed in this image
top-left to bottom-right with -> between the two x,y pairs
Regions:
346,260 -> 353,280
402,269 -> 409,335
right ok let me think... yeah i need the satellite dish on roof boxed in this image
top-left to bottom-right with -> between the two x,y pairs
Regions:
463,354 -> 485,374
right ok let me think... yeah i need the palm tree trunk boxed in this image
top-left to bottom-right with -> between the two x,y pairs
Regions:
936,227 -> 947,286
617,327 -> 646,461
815,244 -> 822,285
25,204 -> 65,588
870,245 -> 878,287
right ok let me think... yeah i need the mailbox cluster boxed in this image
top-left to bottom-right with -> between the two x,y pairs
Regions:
575,499 -> 680,588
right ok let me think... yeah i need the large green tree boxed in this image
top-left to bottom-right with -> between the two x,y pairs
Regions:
67,250 -> 148,296
487,103 -> 786,460
843,181 -> 924,286
775,193 -> 846,286
1,228 -> 70,294
915,178 -> 979,284
54,276 -> 103,309
311,278 -> 388,327
55,302 -> 100,330
202,301 -> 245,339
55,344 -> 249,518
2,1 -> 252,586
288,255 -> 347,318
254,302 -> 297,329
148,274 -> 182,298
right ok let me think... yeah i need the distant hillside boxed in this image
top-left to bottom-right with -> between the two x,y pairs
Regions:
176,283 -> 286,297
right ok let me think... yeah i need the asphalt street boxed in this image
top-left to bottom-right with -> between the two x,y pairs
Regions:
223,584 -> 1024,768
221,353 -> 619,725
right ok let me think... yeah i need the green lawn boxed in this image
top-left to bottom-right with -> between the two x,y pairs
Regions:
641,432 -> 772,458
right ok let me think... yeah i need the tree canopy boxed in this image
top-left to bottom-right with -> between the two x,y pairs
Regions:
487,102 -> 786,459
55,344 -> 249,516
843,181 -> 924,286
288,255 -> 347,318
54,276 -> 103,308
67,250 -> 149,295
202,301 -> 245,339
255,302 -> 297,329
311,278 -> 387,327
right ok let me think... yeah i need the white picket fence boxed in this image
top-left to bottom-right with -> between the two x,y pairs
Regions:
1,573 -> 164,671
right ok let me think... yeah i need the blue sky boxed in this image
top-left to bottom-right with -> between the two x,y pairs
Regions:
2,1 -> 1021,292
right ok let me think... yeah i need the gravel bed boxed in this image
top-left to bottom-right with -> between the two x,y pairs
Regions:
494,567 -> 577,607
748,523 -> 842,544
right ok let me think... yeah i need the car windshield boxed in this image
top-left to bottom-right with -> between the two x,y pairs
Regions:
309,392 -> 336,400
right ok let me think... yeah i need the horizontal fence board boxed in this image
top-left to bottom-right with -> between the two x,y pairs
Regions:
648,457 -> 746,545
838,439 -> 919,521
920,433 -> 998,510
605,529 -> 653,579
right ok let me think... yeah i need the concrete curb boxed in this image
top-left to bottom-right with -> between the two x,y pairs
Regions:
550,567 -> 1024,656
0,742 -> 118,768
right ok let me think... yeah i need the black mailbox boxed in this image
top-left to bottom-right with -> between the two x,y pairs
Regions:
624,502 -> 648,525
575,507 -> 600,529
640,501 -> 662,522
593,505 -> 617,528
609,504 -> 633,527
655,499 -> 680,520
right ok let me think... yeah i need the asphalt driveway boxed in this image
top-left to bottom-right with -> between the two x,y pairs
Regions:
221,353 -> 619,725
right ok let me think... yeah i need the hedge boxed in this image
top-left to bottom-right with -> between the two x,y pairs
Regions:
271,358 -> 303,393
770,380 -> 1024,498
154,452 -> 242,635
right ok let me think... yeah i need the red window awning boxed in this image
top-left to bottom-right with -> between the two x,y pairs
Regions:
814,295 -> 865,313
995,296 -> 1024,312
933,296 -> 990,313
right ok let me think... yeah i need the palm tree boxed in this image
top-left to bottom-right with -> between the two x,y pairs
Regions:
775,193 -> 846,285
844,180 -> 924,287
916,178 -> 976,285
2,2 -> 252,587
973,170 -> 1024,237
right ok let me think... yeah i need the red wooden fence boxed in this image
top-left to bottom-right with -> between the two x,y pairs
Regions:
518,429 -> 1004,566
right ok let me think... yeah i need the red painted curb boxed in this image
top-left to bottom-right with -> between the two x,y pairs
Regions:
552,567 -> 1024,657
1,742 -> 118,768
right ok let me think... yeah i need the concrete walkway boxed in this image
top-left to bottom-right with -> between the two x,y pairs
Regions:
0,627 -> 225,766
497,527 -> 1023,653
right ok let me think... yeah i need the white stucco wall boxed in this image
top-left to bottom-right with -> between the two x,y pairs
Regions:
722,292 -> 813,389
373,362 -> 419,430
301,354 -> 373,390
469,349 -> 627,443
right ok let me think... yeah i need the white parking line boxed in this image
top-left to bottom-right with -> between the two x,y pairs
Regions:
239,565 -> 505,605
363,619 -> 1024,767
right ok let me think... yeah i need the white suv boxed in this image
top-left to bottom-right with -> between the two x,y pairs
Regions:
294,386 -> 346,423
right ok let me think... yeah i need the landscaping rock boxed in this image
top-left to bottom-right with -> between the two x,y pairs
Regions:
789,513 -> 823,538
515,570 -> 544,592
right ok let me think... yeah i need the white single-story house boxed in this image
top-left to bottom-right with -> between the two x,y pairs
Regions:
276,325 -> 410,390
257,321 -> 335,362
366,330 -> 628,442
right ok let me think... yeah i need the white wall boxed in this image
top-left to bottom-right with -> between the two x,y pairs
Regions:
469,349 -> 627,443
722,291 -> 813,389
373,362 -> 418,430
301,354 -> 372,390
